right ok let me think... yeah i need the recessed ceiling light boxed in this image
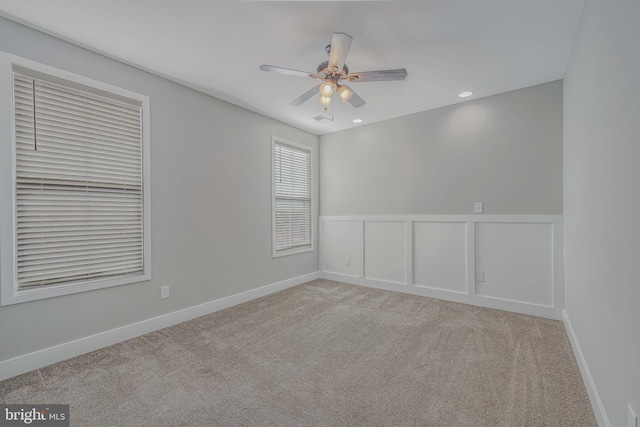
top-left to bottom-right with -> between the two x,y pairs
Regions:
353,119 -> 363,123
459,91 -> 474,98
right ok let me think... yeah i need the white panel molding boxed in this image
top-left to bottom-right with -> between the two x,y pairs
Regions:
320,215 -> 563,319
319,218 -> 324,273
413,221 -> 468,294
405,220 -> 413,286
357,220 -> 364,278
563,310 -> 610,427
0,271 -> 320,381
553,222 -> 565,312
322,215 -> 562,223
363,220 -> 407,285
475,222 -> 554,307
467,221 -> 476,296
319,219 -> 359,277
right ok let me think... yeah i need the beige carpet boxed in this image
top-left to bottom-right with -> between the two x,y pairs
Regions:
1,279 -> 596,426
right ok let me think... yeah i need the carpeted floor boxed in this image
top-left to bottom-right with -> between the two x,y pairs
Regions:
1,279 -> 596,426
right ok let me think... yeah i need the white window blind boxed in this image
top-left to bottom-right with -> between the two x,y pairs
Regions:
273,140 -> 312,255
13,72 -> 145,289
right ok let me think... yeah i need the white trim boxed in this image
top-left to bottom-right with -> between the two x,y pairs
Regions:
272,247 -> 314,258
322,271 -> 359,279
271,135 -> 315,258
362,219 -> 408,285
4,275 -> 152,307
322,272 -> 560,319
476,292 -> 553,308
320,214 -> 563,319
0,53 -> 15,307
0,51 -> 152,306
563,309 -> 610,427
357,219 -> 364,278
414,283 -> 468,295
405,220 -> 413,286
0,51 -> 149,101
363,276 -> 407,286
318,217 -> 324,272
321,214 -> 563,224
552,222 -> 565,311
466,221 -> 475,295
0,271 -> 320,381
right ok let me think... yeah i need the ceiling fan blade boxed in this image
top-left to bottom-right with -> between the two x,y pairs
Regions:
347,69 -> 408,83
260,65 -> 318,79
328,32 -> 353,72
346,87 -> 366,108
290,86 -> 320,106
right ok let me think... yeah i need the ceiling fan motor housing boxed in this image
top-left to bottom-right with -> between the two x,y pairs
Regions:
316,60 -> 349,79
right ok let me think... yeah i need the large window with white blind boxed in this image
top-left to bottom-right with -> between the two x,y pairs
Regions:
0,52 -> 151,306
272,136 -> 313,257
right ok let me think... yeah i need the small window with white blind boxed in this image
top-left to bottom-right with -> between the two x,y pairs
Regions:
0,52 -> 151,306
272,137 -> 313,257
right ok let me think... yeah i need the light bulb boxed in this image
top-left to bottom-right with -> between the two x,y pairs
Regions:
459,91 -> 474,98
318,95 -> 331,110
337,85 -> 353,103
319,82 -> 333,97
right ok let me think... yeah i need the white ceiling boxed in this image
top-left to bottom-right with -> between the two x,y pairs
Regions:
0,1 -> 584,136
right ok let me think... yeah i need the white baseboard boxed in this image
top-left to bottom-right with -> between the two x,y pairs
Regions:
321,272 -> 561,320
563,309 -> 610,427
0,271 -> 320,381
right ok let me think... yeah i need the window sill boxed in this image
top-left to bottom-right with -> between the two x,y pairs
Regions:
272,246 -> 314,258
0,272 -> 151,306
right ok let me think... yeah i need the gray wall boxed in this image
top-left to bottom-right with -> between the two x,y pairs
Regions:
563,0 -> 640,425
0,17 -> 318,362
320,81 -> 563,215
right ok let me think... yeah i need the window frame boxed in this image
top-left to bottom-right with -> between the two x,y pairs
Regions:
0,51 -> 151,306
271,136 -> 314,258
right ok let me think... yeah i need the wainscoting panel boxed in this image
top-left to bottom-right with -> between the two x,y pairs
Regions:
321,220 -> 360,277
413,222 -> 467,293
476,222 -> 553,307
320,215 -> 563,319
364,221 -> 406,284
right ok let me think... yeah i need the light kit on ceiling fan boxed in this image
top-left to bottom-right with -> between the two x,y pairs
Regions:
318,95 -> 331,109
337,85 -> 353,103
260,32 -> 408,115
319,82 -> 333,97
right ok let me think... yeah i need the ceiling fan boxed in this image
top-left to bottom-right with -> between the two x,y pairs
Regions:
260,32 -> 407,111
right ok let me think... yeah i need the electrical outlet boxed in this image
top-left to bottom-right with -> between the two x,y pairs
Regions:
346,257 -> 352,266
476,271 -> 485,282
474,202 -> 483,213
160,286 -> 170,300
630,405 -> 637,427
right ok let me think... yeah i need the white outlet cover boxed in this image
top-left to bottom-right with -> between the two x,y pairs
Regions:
474,202 -> 483,213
